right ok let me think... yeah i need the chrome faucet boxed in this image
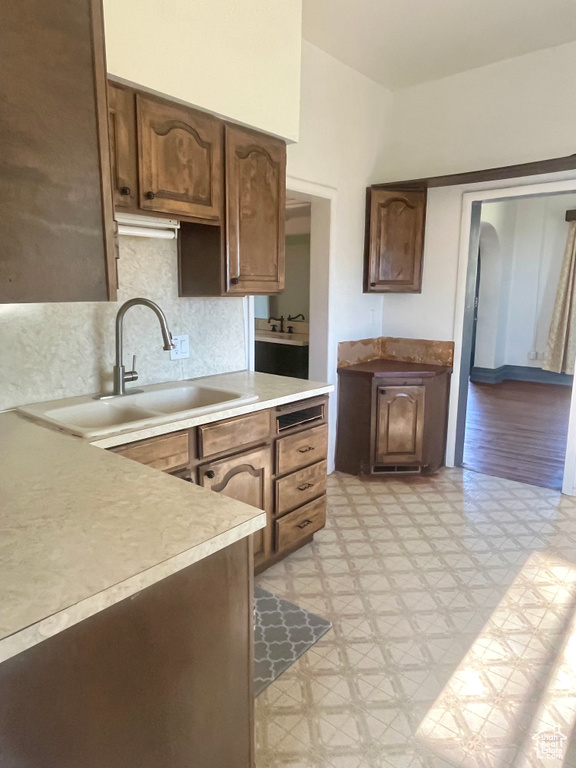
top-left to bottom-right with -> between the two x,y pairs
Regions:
107,298 -> 174,397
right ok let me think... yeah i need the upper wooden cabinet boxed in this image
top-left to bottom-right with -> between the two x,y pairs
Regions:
224,126 -> 286,294
108,83 -> 138,211
107,82 -> 287,296
136,94 -> 223,221
0,0 -> 117,303
364,188 -> 426,293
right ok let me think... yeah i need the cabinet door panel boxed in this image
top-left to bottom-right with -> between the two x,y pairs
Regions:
225,125 -> 286,294
108,83 -> 138,210
365,189 -> 425,293
374,385 -> 425,464
137,95 -> 223,220
199,445 -> 272,566
0,0 -> 116,303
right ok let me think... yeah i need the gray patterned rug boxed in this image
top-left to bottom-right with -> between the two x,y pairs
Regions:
254,588 -> 332,697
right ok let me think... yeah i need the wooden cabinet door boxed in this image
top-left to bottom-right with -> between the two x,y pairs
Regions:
225,125 -> 286,294
0,0 -> 116,303
373,385 -> 425,465
136,94 -> 223,221
199,445 -> 273,568
365,188 -> 426,293
107,83 -> 138,210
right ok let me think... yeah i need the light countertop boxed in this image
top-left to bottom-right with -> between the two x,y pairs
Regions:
255,331 -> 309,347
88,371 -> 331,448
338,359 -> 452,377
1,372 -> 332,663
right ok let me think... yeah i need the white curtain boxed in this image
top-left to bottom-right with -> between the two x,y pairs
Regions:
543,221 -> 576,374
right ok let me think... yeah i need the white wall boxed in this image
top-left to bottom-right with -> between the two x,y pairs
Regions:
103,0 -> 302,141
475,193 -> 576,370
387,41 -> 576,180
0,238 -> 245,411
286,41 -> 394,467
288,42 -> 392,343
380,186 -> 464,341
269,235 -> 311,319
475,202 -> 517,368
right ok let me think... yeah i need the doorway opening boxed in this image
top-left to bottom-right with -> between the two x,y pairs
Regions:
254,198 -> 311,379
458,191 -> 576,490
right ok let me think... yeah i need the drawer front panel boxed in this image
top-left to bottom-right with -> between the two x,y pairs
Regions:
198,410 -> 271,458
276,424 -> 328,475
275,496 -> 326,552
112,432 -> 189,471
275,460 -> 327,516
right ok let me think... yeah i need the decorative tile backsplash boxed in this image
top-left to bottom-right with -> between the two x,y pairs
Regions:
0,236 -> 246,411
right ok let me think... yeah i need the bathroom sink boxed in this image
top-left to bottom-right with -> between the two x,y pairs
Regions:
131,385 -> 253,414
18,382 -> 259,439
255,331 -> 309,347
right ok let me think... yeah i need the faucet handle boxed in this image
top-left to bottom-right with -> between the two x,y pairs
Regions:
124,355 -> 138,383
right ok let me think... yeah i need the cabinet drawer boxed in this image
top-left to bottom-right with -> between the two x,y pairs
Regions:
275,460 -> 327,516
112,431 -> 189,471
198,410 -> 271,458
275,496 -> 326,552
276,424 -> 328,475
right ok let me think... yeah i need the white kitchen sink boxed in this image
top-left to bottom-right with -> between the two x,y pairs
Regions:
18,382 -> 259,439
43,401 -> 154,431
132,385 -> 247,414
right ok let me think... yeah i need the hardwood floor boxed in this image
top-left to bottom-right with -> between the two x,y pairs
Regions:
463,380 -> 572,490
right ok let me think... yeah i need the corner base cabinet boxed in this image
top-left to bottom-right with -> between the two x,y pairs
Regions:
336,360 -> 451,476
111,396 -> 329,573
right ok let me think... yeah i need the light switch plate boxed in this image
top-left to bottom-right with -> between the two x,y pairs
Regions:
170,334 -> 190,360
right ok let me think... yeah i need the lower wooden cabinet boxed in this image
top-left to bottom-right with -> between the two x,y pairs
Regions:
0,538 -> 254,768
199,444 -> 273,569
336,361 -> 451,476
373,385 -> 425,465
109,396 -> 329,573
275,460 -> 328,517
275,496 -> 326,553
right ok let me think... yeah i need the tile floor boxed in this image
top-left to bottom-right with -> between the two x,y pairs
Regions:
255,469 -> 576,768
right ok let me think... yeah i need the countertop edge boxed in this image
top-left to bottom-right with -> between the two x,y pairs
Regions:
337,361 -> 453,378
91,383 -> 334,449
0,511 -> 266,664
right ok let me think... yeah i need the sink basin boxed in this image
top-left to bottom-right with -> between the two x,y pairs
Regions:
43,402 -> 153,431
18,382 -> 259,439
132,385 -> 248,414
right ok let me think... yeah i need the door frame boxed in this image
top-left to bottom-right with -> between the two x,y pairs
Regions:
245,175 -> 338,471
448,175 -> 576,494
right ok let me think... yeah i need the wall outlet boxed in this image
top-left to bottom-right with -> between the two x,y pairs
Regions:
170,334 -> 190,360
528,350 -> 537,361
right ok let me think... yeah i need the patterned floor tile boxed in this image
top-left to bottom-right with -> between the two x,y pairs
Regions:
255,468 -> 576,767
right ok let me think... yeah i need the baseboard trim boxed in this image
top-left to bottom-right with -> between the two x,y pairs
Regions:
470,365 -> 573,386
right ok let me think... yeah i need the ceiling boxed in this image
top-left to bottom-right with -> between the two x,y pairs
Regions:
302,0 -> 576,90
